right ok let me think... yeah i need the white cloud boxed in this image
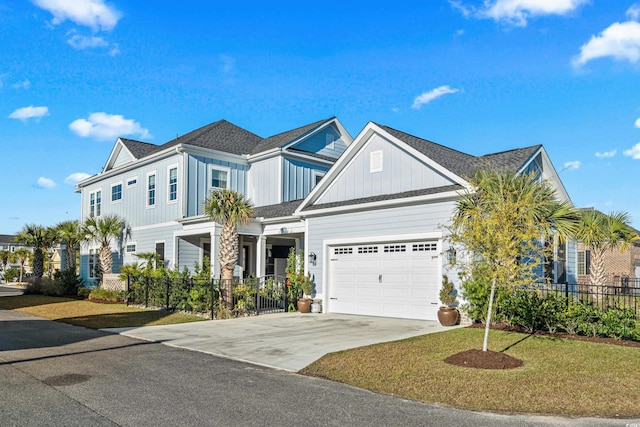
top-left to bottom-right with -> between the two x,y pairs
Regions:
562,160 -> 581,171
64,172 -> 91,185
37,177 -> 56,189
573,6 -> 640,67
412,85 -> 459,109
12,79 -> 31,89
32,0 -> 121,32
635,117 -> 640,128
67,34 -> 108,49
628,3 -> 640,21
450,0 -> 588,27
595,149 -> 617,158
623,142 -> 640,159
573,21 -> 640,66
8,105 -> 49,121
69,112 -> 151,140
108,43 -> 120,56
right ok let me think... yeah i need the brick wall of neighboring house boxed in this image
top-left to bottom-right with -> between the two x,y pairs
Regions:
577,242 -> 640,285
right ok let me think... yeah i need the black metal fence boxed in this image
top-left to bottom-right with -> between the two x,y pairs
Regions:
126,275 -> 289,319
528,281 -> 640,318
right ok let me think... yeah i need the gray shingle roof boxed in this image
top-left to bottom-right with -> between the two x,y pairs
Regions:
251,118 -> 333,155
254,199 -> 305,219
303,185 -> 464,211
378,124 -> 540,178
120,138 -> 158,159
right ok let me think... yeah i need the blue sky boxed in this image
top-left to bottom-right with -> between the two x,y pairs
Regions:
2,0 -> 640,234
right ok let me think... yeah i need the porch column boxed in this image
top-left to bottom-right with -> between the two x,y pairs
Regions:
256,235 -> 266,277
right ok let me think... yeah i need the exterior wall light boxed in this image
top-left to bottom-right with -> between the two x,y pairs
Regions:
308,252 -> 317,266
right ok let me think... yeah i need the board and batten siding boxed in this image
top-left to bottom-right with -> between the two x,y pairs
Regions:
282,157 -> 329,202
248,157 -> 280,207
316,134 -> 455,205
112,146 -> 135,169
81,153 -> 183,228
185,154 -> 249,217
306,199 -> 457,295
292,124 -> 348,159
124,223 -> 182,269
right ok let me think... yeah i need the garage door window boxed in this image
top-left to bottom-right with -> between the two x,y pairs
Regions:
412,243 -> 437,252
384,244 -> 406,253
334,247 -> 353,255
358,246 -> 378,254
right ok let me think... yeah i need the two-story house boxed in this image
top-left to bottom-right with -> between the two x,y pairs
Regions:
77,117 -> 352,286
77,119 -> 576,321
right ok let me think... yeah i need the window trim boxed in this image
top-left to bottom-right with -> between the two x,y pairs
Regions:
167,163 -> 178,204
125,242 -> 137,254
110,181 -> 123,204
209,165 -> 230,192
146,171 -> 157,209
126,176 -> 138,188
312,170 -> 325,187
88,248 -> 98,279
370,150 -> 383,173
89,189 -> 102,218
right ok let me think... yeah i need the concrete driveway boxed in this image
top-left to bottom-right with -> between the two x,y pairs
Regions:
107,313 -> 454,371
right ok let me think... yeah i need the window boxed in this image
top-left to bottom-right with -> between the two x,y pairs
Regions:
89,190 -> 101,217
168,166 -> 178,202
126,243 -> 136,253
578,250 -> 590,275
147,173 -> 156,207
155,242 -> 165,265
370,150 -> 383,173
210,166 -> 229,190
126,177 -> 138,188
111,183 -> 122,202
89,249 -> 97,279
313,171 -> 325,187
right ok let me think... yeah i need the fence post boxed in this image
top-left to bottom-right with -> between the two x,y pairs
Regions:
255,277 -> 260,316
126,275 -> 130,306
165,276 -> 170,310
564,282 -> 569,307
210,278 -> 216,320
145,276 -> 149,308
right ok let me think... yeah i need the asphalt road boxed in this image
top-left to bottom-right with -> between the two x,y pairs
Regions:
0,291 -> 635,426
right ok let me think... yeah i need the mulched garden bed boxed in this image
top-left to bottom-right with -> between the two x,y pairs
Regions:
468,322 -> 640,348
444,323 -> 640,370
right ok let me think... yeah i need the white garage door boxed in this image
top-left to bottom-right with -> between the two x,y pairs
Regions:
328,241 -> 440,320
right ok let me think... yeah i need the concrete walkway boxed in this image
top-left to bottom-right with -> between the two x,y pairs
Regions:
106,312 -> 455,371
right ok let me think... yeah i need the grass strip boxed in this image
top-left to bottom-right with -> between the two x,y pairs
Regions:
300,327 -> 640,418
0,294 -> 206,329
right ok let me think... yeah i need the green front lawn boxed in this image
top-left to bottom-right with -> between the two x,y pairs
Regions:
0,295 -> 206,329
301,327 -> 640,418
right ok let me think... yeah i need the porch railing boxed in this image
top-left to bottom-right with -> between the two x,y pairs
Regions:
126,275 -> 289,319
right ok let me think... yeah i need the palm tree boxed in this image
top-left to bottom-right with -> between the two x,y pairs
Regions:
15,224 -> 55,279
0,249 -> 11,273
83,214 -> 126,282
574,209 -> 638,291
13,247 -> 32,283
203,189 -> 255,281
55,220 -> 83,272
449,170 -> 578,351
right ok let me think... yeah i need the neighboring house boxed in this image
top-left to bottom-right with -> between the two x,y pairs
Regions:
576,214 -> 640,285
77,119 -> 576,321
0,234 -> 32,272
76,117 -> 352,286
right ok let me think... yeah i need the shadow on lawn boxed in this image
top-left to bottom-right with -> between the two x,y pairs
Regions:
56,310 -> 188,329
0,294 -> 80,310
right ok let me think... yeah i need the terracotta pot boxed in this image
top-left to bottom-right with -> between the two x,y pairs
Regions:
437,306 -> 459,326
297,298 -> 312,313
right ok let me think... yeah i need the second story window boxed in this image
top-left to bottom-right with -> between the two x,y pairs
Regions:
111,183 -> 122,202
147,173 -> 156,207
168,166 -> 178,202
210,166 -> 229,191
89,190 -> 101,217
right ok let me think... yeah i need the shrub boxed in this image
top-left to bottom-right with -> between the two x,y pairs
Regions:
4,268 -> 19,282
24,277 -> 66,296
460,272 -> 509,323
77,288 -> 91,298
89,288 -> 125,303
53,269 -> 84,295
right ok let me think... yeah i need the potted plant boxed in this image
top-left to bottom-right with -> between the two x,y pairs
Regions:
297,272 -> 313,313
285,248 -> 313,313
437,274 -> 459,326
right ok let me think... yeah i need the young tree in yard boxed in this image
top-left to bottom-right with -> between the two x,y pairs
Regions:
448,170 -> 578,352
55,220 -> 83,272
83,214 -> 126,282
574,209 -> 638,291
203,189 -> 254,308
13,247 -> 32,283
15,224 -> 55,279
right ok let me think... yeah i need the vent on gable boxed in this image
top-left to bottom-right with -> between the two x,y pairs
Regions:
370,150 -> 383,173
